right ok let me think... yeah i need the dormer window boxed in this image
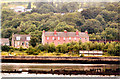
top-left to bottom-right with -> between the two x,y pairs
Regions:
52,37 -> 54,40
74,37 -> 76,40
69,37 -> 71,40
47,37 -> 49,40
63,37 -> 65,40
27,37 -> 30,40
16,36 -> 20,40
58,37 -> 60,40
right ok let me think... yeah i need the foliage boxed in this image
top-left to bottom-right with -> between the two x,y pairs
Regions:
1,2 -> 120,56
1,45 -> 10,52
80,54 -> 84,57
19,46 -> 23,51
1,2 -> 120,42
26,46 -> 37,55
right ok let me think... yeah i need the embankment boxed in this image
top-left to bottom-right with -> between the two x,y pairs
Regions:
1,56 -> 120,64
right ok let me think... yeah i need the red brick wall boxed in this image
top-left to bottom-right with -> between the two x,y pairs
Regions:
44,36 -> 89,46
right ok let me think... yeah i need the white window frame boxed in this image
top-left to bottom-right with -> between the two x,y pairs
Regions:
47,37 -> 49,40
17,42 -> 20,45
58,37 -> 60,40
52,37 -> 54,40
27,37 -> 30,40
63,37 -> 65,40
16,36 -> 20,40
69,37 -> 71,40
74,37 -> 76,40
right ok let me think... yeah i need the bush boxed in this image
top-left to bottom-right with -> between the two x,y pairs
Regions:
37,44 -> 44,51
1,45 -> 10,52
80,54 -> 84,57
9,49 -> 14,52
33,52 -> 39,55
19,46 -> 23,51
26,47 -> 37,55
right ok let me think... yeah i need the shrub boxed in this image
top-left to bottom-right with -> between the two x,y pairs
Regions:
33,52 -> 39,55
80,54 -> 84,57
19,46 -> 23,51
1,45 -> 10,52
26,47 -> 36,55
37,44 -> 44,51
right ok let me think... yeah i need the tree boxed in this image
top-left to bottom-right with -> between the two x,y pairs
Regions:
37,44 -> 44,51
100,10 -> 117,22
1,45 -> 10,52
81,19 -> 102,34
105,4 -> 116,11
101,27 -> 119,40
55,22 -> 75,32
43,44 -> 49,52
95,15 -> 106,28
56,44 -> 62,53
29,37 -> 38,47
81,7 -> 102,19
49,43 -> 56,52
37,4 -> 56,14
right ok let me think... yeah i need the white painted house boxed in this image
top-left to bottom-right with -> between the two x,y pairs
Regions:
10,6 -> 32,13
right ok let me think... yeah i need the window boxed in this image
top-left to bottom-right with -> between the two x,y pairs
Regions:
17,42 -> 20,45
74,37 -> 76,40
63,37 -> 65,40
52,37 -> 54,40
16,37 -> 20,40
27,37 -> 30,40
58,37 -> 60,40
69,37 -> 71,40
26,42 -> 28,45
47,37 -> 49,40
22,42 -> 24,45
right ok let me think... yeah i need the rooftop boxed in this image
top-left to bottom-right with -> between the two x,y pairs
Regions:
44,31 -> 89,38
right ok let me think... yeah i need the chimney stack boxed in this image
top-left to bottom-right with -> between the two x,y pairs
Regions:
54,30 -> 57,35
64,30 -> 67,33
43,30 -> 45,33
85,30 -> 88,34
76,30 -> 79,35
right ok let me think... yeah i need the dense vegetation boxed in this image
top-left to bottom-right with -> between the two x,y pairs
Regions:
2,41 -> 120,56
1,2 -> 120,56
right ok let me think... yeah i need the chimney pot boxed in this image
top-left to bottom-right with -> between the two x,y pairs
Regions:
85,30 -> 88,34
54,30 -> 57,35
76,30 -> 79,35
64,30 -> 67,33
43,30 -> 45,33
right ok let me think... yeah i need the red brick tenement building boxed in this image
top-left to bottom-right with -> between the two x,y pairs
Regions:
42,30 -> 89,46
12,34 -> 31,48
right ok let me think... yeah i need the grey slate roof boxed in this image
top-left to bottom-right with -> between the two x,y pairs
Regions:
44,32 -> 89,37
13,34 -> 31,41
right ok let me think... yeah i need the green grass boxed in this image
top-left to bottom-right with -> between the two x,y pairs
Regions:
1,51 -> 119,57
